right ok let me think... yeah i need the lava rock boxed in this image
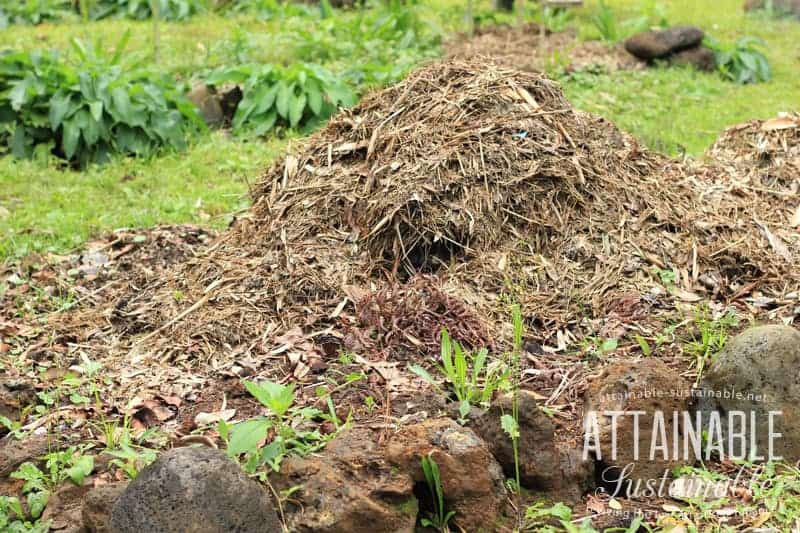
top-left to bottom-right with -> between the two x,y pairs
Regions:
0,378 -> 36,425
275,428 -> 417,533
187,84 -> 225,128
109,446 -> 280,533
0,432 -> 50,477
584,359 -> 692,487
670,46 -> 716,72
471,391 -> 593,502
385,418 -> 506,532
83,482 -> 128,533
624,26 -> 705,60
697,325 -> 800,462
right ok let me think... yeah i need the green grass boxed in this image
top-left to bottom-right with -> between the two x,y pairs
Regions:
0,133 -> 287,258
565,0 -> 800,155
1,0 -> 799,260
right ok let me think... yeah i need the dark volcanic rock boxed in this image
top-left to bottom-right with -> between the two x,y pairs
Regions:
670,46 -> 716,71
275,428 -> 417,533
385,418 -> 507,532
0,378 -> 36,425
0,432 -> 50,477
624,26 -> 705,60
83,482 -> 128,533
110,446 -> 280,533
471,391 -> 593,502
584,359 -> 692,487
697,325 -> 800,462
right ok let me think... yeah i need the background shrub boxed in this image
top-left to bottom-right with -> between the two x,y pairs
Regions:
0,36 -> 205,166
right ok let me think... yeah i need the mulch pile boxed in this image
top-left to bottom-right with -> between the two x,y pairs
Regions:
708,111 -> 800,193
30,58 -> 797,408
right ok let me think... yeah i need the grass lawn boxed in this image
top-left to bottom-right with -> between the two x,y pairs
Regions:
1,0 -> 798,260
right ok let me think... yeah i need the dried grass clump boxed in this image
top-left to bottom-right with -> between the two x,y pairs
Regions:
708,112 -> 800,192
57,59 -> 799,382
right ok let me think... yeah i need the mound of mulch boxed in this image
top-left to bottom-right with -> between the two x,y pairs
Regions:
37,58 -> 798,407
708,112 -> 800,194
446,24 -> 645,74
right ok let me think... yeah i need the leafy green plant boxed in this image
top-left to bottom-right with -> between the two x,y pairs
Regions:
0,495 -> 50,533
591,0 -> 619,42
0,0 -> 73,28
89,0 -> 208,21
409,329 -> 509,420
705,36 -> 771,84
10,446 -> 94,525
0,35 -> 204,166
206,63 -> 355,135
222,378 -> 335,473
420,453 -> 455,532
538,5 -> 573,33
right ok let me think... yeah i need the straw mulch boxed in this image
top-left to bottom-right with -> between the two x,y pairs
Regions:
52,59 -> 799,402
708,112 -> 800,193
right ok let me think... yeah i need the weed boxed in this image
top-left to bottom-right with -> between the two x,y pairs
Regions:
420,453 -> 455,532
222,378 -> 337,473
590,1 -> 619,43
409,328 -> 509,420
705,36 -> 771,84
684,306 -> 738,383
206,62 -> 355,134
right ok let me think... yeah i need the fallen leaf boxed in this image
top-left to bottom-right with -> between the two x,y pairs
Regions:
586,494 -> 606,514
792,205 -> 800,227
608,498 -> 622,510
750,511 -> 771,528
194,409 -> 236,427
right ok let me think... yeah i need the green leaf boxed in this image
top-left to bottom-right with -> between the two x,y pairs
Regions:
89,101 -> 103,122
288,93 -> 306,128
306,84 -> 323,115
501,414 -> 519,439
227,418 -> 271,456
49,92 -> 72,129
244,380 -> 295,417
275,81 -> 294,119
62,117 -> 81,159
66,455 -> 94,486
27,490 -> 49,519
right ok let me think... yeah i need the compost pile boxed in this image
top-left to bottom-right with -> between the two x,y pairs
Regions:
57,59 -> 798,399
708,112 -> 800,193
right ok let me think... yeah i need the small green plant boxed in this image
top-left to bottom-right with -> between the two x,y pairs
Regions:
10,446 -> 94,525
409,329 -> 509,420
0,494 -> 50,532
206,63 -> 355,135
591,0 -> 619,42
420,453 -> 455,532
503,304 -> 523,499
538,5 -> 573,33
222,378 -> 334,473
705,36 -> 771,84
685,306 -> 738,382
